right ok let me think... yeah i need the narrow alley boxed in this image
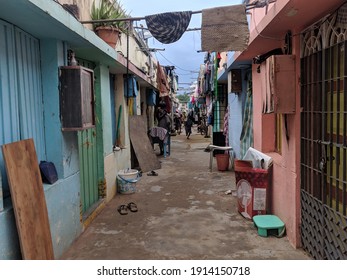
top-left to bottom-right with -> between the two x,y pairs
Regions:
61,127 -> 311,260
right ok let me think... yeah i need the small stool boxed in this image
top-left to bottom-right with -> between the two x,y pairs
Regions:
253,215 -> 285,237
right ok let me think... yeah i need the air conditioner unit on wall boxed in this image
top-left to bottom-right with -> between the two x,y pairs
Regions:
59,66 -> 95,130
230,69 -> 242,93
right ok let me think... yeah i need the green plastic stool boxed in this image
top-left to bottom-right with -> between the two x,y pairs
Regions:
253,215 -> 285,237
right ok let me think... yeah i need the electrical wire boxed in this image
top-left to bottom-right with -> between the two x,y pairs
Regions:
156,51 -> 198,72
251,5 -> 284,41
176,72 -> 195,76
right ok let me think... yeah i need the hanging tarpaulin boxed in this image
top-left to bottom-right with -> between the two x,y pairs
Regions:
145,11 -> 192,44
201,5 -> 249,52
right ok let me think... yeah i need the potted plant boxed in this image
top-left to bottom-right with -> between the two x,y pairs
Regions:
91,0 -> 127,48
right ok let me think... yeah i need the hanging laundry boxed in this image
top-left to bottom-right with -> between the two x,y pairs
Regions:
145,11 -> 192,44
201,5 -> 249,52
223,107 -> 229,147
127,97 -> 137,116
146,88 -> 157,106
240,81 -> 253,158
156,62 -> 170,96
124,75 -> 138,97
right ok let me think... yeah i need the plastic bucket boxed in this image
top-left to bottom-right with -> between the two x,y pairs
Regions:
116,169 -> 140,194
215,154 -> 230,171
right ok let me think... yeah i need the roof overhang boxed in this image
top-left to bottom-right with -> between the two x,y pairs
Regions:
0,0 -> 154,87
235,0 -> 344,62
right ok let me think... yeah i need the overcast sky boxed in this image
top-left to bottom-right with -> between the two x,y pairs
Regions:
121,0 -> 243,93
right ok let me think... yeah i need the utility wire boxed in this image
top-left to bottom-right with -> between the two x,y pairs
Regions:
156,51 -> 198,72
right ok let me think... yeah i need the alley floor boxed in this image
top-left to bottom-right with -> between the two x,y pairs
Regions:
61,127 -> 312,260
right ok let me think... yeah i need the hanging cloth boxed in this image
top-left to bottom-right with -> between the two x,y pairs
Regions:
146,88 -> 157,106
156,62 -> 170,96
128,97 -> 135,116
223,107 -> 229,147
124,75 -> 138,97
201,5 -> 249,52
145,11 -> 192,44
240,81 -> 253,158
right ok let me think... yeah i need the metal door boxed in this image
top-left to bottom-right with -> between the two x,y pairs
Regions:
301,10 -> 347,259
74,57 -> 100,216
0,21 -> 45,209
78,128 -> 98,215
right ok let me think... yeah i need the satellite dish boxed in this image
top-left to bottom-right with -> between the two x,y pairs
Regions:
237,179 -> 252,219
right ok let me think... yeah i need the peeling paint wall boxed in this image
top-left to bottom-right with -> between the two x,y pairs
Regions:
58,0 -> 94,22
60,0 -> 156,85
44,174 -> 82,259
0,36 -> 83,259
0,202 -> 21,259
0,0 -> 152,259
104,74 -> 132,201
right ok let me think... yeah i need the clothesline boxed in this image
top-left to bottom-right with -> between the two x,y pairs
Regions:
80,1 -> 276,25
81,1 -> 276,50
135,26 -> 201,32
80,10 -> 202,24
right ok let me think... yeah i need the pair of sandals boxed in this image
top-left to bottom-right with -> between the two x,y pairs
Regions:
118,202 -> 138,215
147,170 -> 158,176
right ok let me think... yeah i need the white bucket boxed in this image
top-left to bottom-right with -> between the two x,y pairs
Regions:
116,169 -> 140,194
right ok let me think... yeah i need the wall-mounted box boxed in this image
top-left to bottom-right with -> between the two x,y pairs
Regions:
59,66 -> 95,131
230,69 -> 242,93
268,55 -> 296,114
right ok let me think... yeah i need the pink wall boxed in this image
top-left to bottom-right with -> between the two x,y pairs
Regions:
252,64 -> 263,152
248,0 -> 278,32
268,31 -> 302,248
251,33 -> 301,248
251,64 -> 275,153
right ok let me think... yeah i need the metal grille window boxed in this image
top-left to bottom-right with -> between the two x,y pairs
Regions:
213,84 -> 228,132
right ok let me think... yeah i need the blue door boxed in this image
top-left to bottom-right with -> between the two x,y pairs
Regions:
0,21 -> 45,210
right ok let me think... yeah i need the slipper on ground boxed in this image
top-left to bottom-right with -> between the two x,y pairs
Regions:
117,205 -> 128,215
127,202 -> 138,212
147,170 -> 158,176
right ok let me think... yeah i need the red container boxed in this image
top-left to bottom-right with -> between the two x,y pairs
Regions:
215,154 -> 229,171
234,160 -> 272,219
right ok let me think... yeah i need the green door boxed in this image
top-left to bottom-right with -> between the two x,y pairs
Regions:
78,128 -> 98,214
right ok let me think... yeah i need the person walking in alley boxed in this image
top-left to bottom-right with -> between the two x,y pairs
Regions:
156,101 -> 171,155
185,110 -> 194,139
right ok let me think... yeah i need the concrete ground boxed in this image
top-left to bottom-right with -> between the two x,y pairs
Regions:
61,127 -> 312,260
